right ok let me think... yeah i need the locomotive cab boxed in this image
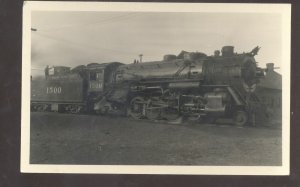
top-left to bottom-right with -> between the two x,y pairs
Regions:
86,62 -> 123,94
88,67 -> 104,92
85,62 -> 124,114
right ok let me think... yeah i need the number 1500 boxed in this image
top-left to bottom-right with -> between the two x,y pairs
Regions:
46,87 -> 62,94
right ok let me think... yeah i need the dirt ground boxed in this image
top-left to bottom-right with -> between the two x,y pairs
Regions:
30,112 -> 282,166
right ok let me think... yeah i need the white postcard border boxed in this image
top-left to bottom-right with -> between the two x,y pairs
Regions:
21,1 -> 291,175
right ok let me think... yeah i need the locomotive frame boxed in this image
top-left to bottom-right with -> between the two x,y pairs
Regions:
31,46 -> 266,126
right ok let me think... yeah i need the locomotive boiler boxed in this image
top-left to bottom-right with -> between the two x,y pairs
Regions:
31,46 -> 265,126
95,46 -> 265,126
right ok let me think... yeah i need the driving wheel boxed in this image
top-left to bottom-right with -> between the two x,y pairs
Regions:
128,97 -> 146,120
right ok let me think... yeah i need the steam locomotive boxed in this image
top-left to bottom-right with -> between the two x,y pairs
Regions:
31,46 -> 265,126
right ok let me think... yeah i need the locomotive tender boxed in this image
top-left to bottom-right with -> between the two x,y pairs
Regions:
31,46 -> 265,126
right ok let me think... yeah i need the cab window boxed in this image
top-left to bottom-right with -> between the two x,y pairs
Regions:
90,69 -> 103,81
90,72 -> 97,80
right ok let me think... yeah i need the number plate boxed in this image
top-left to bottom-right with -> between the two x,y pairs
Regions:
89,82 -> 103,89
46,87 -> 62,94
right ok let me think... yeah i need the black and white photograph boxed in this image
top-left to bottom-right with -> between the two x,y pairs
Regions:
21,2 -> 291,175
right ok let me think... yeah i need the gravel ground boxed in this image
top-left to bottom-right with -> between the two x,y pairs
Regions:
30,112 -> 282,166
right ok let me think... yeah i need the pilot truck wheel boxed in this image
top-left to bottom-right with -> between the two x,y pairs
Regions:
234,110 -> 248,126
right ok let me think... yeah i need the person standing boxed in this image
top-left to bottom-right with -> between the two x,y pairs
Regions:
45,65 -> 49,79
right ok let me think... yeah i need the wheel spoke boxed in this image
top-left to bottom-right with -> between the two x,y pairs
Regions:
128,97 -> 145,120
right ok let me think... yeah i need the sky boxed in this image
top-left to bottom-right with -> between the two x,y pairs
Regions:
31,11 -> 282,77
